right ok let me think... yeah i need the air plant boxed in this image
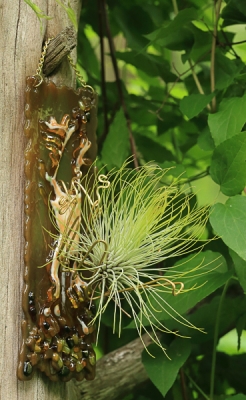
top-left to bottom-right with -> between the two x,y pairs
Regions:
51,161 -> 211,355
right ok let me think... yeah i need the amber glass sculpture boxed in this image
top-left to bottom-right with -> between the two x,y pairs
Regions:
18,76 -> 97,382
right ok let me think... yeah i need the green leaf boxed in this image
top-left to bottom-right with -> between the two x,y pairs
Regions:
115,51 -> 176,82
145,8 -> 198,42
215,52 -> 244,90
187,294 -> 246,344
159,161 -> 187,178
210,133 -> 246,195
157,251 -> 230,322
157,112 -> 183,133
180,93 -> 214,119
197,127 -> 215,151
114,6 -> 153,50
230,250 -> 246,292
152,26 -> 194,52
127,251 -> 231,330
135,134 -> 174,163
210,196 -> 246,261
78,31 -> 100,79
225,394 -> 246,400
187,25 -> 212,62
236,72 -> 246,82
237,0 -> 246,14
142,339 -> 191,397
222,0 -> 246,26
208,94 -> 246,146
101,109 -> 130,168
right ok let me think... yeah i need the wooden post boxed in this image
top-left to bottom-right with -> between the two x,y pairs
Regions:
0,1 -> 81,398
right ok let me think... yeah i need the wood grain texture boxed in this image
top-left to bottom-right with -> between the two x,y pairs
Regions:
76,334 -> 151,400
0,1 -> 81,398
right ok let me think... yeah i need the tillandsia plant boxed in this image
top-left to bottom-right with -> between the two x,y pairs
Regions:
48,160 -> 211,356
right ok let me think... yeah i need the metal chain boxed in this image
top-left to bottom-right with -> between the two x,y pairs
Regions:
67,55 -> 94,93
34,38 -> 94,93
34,38 -> 53,87
67,55 -> 86,87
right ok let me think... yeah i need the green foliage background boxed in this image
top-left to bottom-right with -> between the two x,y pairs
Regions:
59,0 -> 246,398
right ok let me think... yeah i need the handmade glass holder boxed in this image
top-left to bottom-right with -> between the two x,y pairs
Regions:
18,72 -> 98,382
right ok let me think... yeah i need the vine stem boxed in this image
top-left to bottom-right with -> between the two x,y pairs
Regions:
188,60 -> 205,95
98,0 -> 109,138
172,0 -> 179,15
188,60 -> 211,111
156,51 -> 210,115
183,169 -> 209,183
101,0 -> 139,169
179,368 -> 189,400
210,0 -> 223,112
171,0 -> 210,113
186,373 -> 210,400
210,279 -> 231,400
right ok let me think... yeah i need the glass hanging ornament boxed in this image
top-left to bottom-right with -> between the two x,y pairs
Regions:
18,39 -> 98,382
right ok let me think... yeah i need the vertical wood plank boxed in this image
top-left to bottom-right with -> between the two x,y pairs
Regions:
0,1 -> 82,398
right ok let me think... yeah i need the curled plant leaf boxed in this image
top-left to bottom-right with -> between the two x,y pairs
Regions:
49,162 -> 211,355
